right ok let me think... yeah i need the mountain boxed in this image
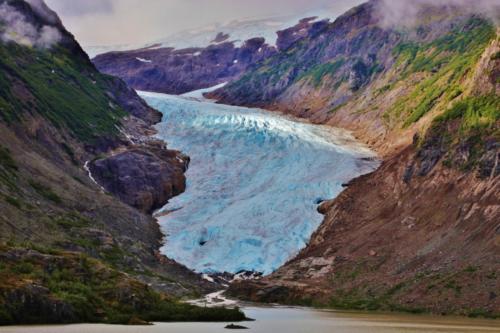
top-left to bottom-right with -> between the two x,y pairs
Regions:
0,0 -> 244,325
91,10 -> 357,95
217,1 -> 500,317
93,38 -> 277,95
94,0 -> 499,317
84,4 -> 364,58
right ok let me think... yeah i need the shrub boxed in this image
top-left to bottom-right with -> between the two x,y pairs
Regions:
29,180 -> 62,203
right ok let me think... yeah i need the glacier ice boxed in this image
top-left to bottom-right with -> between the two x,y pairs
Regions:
139,90 -> 378,275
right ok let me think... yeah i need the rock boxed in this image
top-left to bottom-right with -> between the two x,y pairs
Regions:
276,17 -> 322,51
225,324 -> 249,329
89,147 -> 187,213
2,284 -> 76,324
127,316 -> 153,325
93,37 -> 277,95
105,76 -> 162,125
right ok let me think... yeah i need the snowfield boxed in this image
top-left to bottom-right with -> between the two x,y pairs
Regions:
139,88 -> 378,274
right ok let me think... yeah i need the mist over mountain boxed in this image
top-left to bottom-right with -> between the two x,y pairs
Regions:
0,0 -> 499,327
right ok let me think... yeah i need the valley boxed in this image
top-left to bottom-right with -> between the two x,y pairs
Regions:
140,88 -> 378,275
0,0 -> 498,328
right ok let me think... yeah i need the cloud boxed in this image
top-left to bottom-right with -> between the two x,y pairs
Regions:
375,0 -> 500,27
0,2 -> 61,48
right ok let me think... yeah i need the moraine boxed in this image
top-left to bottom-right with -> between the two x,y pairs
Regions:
139,87 -> 379,275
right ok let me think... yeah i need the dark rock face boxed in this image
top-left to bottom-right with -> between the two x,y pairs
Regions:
210,1 -> 397,107
276,17 -> 329,51
90,146 -> 188,213
0,0 -> 218,326
93,38 -> 277,95
105,76 -> 162,125
2,284 -> 76,324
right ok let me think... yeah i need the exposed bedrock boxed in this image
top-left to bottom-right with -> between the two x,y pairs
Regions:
89,144 -> 188,214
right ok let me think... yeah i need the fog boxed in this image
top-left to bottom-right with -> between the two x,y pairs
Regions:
376,0 -> 500,27
0,2 -> 61,48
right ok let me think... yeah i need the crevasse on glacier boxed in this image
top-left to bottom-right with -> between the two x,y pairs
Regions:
140,90 -> 378,275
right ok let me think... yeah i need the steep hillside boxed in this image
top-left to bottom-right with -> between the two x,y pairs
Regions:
93,38 -> 277,95
213,1 -> 498,153
91,15 -> 341,95
0,0 -> 243,325
31,0 -> 499,318
224,1 -> 500,317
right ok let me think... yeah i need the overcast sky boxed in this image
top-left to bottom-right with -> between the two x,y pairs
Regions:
45,0 -> 363,46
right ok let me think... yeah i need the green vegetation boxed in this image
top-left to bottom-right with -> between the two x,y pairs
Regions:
0,145 -> 18,190
388,18 -> 496,127
0,146 -> 17,173
29,180 -> 62,203
329,103 -> 347,114
422,95 -> 499,171
435,95 -> 499,134
299,58 -> 345,87
0,43 -> 125,143
54,212 -> 92,229
0,246 -> 246,325
321,265 -> 500,319
3,195 -> 21,208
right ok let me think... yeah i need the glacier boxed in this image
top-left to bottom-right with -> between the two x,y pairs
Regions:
139,90 -> 378,275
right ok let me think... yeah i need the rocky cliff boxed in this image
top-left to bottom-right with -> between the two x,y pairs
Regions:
0,0 -> 243,325
92,37 -> 277,94
222,1 -> 500,318
50,0 -> 499,318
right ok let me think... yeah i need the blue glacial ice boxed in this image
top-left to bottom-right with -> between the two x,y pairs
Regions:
139,90 -> 379,275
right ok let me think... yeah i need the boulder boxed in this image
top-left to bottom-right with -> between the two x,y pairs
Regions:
89,147 -> 188,213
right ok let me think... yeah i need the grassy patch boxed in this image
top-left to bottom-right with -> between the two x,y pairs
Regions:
3,195 -> 22,209
435,95 -> 499,133
0,146 -> 17,173
388,18 -> 496,126
0,248 -> 246,325
421,94 -> 499,172
0,146 -> 18,189
0,43 -> 125,143
299,58 -> 346,87
29,180 -> 62,204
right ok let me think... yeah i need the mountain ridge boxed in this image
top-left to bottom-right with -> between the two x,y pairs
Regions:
95,0 -> 500,317
0,0 -> 244,325
1,0 -> 498,322
217,1 -> 500,317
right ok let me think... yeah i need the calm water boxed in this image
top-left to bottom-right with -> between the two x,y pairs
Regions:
139,90 -> 378,274
2,307 -> 499,333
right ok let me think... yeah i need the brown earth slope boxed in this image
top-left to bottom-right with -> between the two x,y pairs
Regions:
0,0 -> 242,325
225,2 -> 500,318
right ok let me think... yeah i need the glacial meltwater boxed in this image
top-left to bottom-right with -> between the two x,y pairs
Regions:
3,307 -> 499,333
137,88 -> 378,274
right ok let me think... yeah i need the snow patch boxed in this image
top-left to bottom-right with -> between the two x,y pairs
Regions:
136,57 -> 152,63
202,274 -> 215,283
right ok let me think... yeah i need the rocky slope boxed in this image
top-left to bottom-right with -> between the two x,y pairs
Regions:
54,0 -> 499,317
90,16 -> 339,95
222,1 -> 500,318
0,0 -> 243,325
92,37 -> 277,94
